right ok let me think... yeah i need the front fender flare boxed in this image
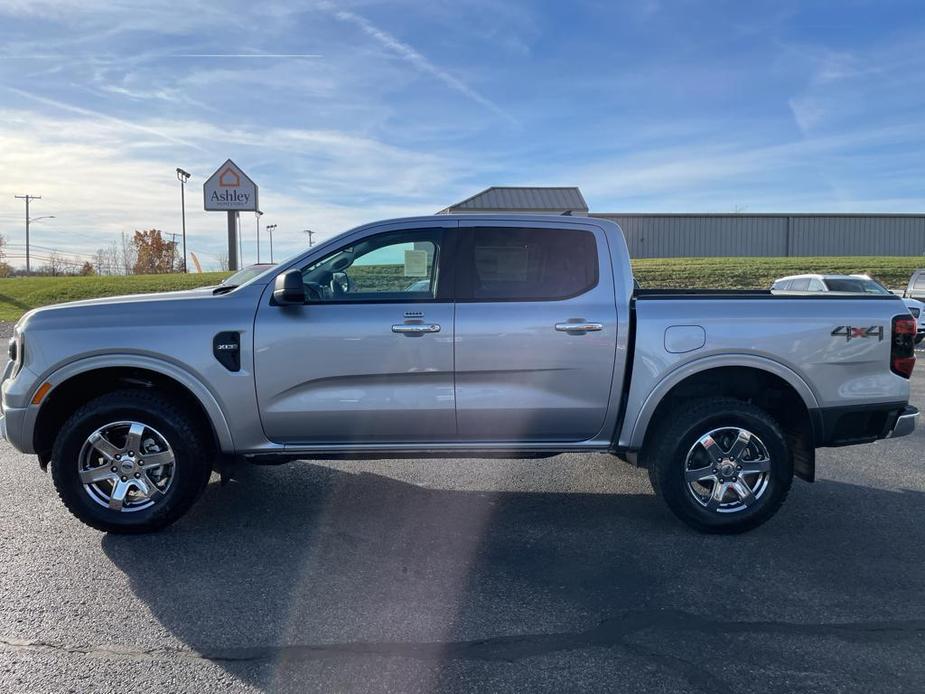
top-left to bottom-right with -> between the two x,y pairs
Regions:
623,353 -> 820,450
32,354 -> 235,454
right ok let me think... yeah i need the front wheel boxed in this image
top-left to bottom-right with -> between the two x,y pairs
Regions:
644,398 -> 793,534
51,389 -> 214,533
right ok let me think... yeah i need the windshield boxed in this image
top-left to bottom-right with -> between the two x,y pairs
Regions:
824,278 -> 891,294
221,265 -> 276,287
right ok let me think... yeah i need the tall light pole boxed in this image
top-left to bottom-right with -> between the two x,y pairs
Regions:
256,211 -> 263,263
14,194 -> 50,275
266,224 -> 277,263
302,229 -> 315,247
176,168 -> 190,272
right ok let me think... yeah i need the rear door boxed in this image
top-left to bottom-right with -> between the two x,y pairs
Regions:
453,221 -> 618,442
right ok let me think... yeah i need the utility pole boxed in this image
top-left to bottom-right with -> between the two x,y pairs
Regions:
302,229 -> 315,247
14,194 -> 41,275
176,168 -> 190,272
266,224 -> 277,263
255,210 -> 263,264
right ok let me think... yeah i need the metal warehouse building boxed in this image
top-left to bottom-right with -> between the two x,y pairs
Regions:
439,187 -> 925,258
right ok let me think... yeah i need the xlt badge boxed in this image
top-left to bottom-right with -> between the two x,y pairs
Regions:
213,331 -> 241,371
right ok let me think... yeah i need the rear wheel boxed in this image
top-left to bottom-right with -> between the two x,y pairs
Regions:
51,390 -> 213,533
644,398 -> 793,534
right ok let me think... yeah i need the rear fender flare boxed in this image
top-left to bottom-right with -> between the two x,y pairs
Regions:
623,354 -> 820,450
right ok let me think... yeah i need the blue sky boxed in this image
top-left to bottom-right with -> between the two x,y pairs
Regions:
1,0 -> 924,269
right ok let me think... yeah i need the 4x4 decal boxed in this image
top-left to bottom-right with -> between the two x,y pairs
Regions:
831,325 -> 884,342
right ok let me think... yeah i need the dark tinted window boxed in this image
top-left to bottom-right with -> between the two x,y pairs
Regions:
458,227 -> 598,301
824,278 -> 889,294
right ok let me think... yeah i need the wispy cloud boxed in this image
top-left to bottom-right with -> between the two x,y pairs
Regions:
318,1 -> 517,126
167,54 -> 323,59
6,87 -> 207,151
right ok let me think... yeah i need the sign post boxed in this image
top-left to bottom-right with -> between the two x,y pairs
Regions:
203,159 -> 259,271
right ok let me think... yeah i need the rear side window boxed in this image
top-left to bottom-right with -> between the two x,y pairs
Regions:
457,227 -> 599,301
808,278 -> 826,291
789,278 -> 811,290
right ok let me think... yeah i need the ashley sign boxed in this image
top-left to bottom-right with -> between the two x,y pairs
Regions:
203,159 -> 258,212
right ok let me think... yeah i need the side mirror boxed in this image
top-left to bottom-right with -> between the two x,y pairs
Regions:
273,270 -> 305,305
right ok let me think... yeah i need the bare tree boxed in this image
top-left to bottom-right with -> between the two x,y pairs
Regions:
105,241 -> 121,275
217,251 -> 229,271
94,248 -> 109,275
47,250 -> 66,276
120,232 -> 137,275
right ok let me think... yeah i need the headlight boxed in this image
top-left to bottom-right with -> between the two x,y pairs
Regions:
8,337 -> 17,363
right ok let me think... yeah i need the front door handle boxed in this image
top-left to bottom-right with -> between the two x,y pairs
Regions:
392,323 -> 441,334
555,322 -> 603,333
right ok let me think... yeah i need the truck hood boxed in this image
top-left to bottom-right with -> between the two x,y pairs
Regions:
16,285 -> 243,332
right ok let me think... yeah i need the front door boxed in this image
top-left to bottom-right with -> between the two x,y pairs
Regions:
453,222 -> 618,442
254,223 -> 456,444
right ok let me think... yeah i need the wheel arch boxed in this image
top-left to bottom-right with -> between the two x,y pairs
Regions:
628,358 -> 819,482
32,356 -> 234,466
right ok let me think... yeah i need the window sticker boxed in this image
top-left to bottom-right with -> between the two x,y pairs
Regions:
475,246 -> 529,281
403,249 -> 428,277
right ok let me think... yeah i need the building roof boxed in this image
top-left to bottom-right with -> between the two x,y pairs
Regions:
440,186 -> 588,214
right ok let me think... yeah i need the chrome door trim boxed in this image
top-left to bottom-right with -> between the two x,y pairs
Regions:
392,323 -> 441,334
555,322 -> 603,332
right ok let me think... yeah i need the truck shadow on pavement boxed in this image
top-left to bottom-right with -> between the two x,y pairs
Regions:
101,462 -> 925,693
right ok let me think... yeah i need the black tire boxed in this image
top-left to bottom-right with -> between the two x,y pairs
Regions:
51,389 -> 214,533
643,397 -> 793,534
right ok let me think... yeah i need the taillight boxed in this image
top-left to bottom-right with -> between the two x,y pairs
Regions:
891,315 -> 916,378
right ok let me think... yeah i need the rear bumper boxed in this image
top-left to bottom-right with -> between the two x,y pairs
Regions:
887,405 -> 918,439
813,402 -> 917,447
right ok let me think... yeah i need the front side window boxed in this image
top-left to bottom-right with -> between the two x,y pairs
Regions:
457,227 -> 598,301
789,277 -> 811,291
300,229 -> 441,302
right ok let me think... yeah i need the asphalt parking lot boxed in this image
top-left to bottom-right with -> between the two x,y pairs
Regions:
2,358 -> 925,693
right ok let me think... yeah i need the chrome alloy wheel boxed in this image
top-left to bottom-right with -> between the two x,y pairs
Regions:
684,427 -> 771,514
77,421 -> 176,512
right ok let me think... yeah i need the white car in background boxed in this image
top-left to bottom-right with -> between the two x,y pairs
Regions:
772,273 -> 925,343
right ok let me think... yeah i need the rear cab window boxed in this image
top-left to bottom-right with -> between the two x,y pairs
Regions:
455,227 -> 599,301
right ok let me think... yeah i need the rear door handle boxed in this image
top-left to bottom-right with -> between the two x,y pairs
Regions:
555,322 -> 603,333
392,323 -> 441,334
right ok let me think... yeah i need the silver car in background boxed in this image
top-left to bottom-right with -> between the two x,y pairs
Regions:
772,273 -> 925,343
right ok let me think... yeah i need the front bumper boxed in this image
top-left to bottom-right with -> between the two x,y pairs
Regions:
0,404 -> 30,452
888,405 -> 918,439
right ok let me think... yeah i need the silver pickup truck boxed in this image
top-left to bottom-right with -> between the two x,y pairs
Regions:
0,215 -> 918,534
